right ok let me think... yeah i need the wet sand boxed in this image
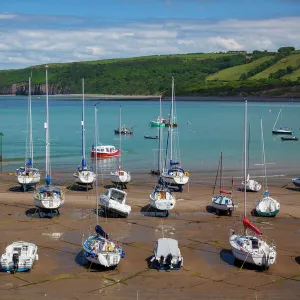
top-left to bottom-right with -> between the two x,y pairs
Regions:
0,172 -> 300,300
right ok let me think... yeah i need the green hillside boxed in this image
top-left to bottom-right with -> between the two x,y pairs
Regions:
206,56 -> 275,81
0,47 -> 300,97
249,53 -> 300,80
282,68 -> 300,81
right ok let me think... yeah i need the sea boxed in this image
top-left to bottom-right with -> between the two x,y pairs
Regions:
0,96 -> 299,180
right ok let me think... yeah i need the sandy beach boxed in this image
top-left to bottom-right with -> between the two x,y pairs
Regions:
0,172 -> 300,300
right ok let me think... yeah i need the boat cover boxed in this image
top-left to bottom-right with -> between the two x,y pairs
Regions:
156,238 -> 180,257
243,217 -> 262,235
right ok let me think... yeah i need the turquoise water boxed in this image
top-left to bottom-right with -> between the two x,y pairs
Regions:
0,96 -> 299,176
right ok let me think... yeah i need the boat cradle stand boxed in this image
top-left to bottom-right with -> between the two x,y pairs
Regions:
111,181 -> 127,190
31,207 -> 60,219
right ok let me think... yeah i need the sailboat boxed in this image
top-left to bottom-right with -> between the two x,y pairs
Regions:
211,152 -> 236,216
255,118 -> 280,217
16,77 -> 41,191
33,66 -> 65,212
83,105 -> 125,268
149,97 -> 176,215
110,106 -> 131,187
161,78 -> 189,191
272,107 -> 292,134
73,78 -> 96,190
230,100 -> 277,270
241,124 -> 261,192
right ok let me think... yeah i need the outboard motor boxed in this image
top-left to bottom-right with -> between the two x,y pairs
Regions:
12,253 -> 19,274
159,255 -> 164,267
95,225 -> 109,239
165,253 -> 173,269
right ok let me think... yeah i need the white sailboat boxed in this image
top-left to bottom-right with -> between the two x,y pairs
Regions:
241,124 -> 261,192
73,78 -> 96,190
0,241 -> 38,273
149,96 -> 176,215
255,118 -> 280,217
161,78 -> 189,191
110,106 -> 131,187
230,100 -> 277,270
83,105 -> 125,268
272,107 -> 292,134
16,77 -> 41,191
211,151 -> 236,216
33,66 -> 65,212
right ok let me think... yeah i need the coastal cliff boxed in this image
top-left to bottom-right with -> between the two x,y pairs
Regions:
0,82 -> 71,95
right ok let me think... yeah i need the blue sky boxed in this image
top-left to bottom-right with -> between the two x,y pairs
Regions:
1,0 -> 300,69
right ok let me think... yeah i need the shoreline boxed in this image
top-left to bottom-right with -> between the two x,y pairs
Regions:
1,94 -> 300,101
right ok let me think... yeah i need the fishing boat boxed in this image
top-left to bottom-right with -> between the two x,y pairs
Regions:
255,118 -> 280,217
161,78 -> 189,190
149,97 -> 176,216
292,177 -> 300,187
241,124 -> 261,192
114,106 -> 133,134
91,145 -> 120,158
150,117 -> 166,127
281,136 -> 298,141
0,241 -> 38,273
150,238 -> 183,270
33,66 -> 65,212
99,188 -> 131,218
230,100 -> 277,270
73,78 -> 96,190
110,106 -> 131,186
211,152 -> 236,216
83,115 -> 125,268
16,77 -> 41,191
272,107 -> 292,134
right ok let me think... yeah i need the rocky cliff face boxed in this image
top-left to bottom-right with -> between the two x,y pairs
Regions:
0,82 -> 72,95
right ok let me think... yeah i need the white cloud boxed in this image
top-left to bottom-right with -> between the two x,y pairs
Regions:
1,15 -> 300,69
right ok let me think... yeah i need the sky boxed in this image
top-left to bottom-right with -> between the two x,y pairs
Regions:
1,0 -> 300,69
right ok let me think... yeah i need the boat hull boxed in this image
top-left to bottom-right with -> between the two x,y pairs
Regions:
281,137 -> 298,141
91,150 -> 120,158
230,234 -> 276,268
150,121 -> 165,127
161,173 -> 189,186
149,193 -> 176,211
73,170 -> 96,185
292,178 -> 300,187
272,130 -> 292,135
17,174 -> 41,186
110,170 -> 131,184
33,186 -> 65,210
256,209 -> 279,217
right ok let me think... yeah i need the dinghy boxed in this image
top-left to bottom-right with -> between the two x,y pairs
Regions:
0,241 -> 38,273
255,119 -> 280,217
99,188 -> 131,218
16,77 -> 41,191
230,100 -> 277,270
73,78 -> 96,190
292,177 -> 300,187
150,238 -> 183,270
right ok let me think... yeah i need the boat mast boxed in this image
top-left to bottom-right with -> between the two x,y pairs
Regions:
273,108 -> 281,130
158,96 -> 162,174
45,66 -> 50,183
170,77 -> 174,162
220,152 -> 222,191
119,105 -> 122,167
244,100 -> 247,222
247,123 -> 250,178
260,118 -> 268,191
81,78 -> 86,163
94,105 -> 99,226
27,76 -> 34,169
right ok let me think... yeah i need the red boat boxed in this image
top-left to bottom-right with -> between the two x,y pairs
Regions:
91,145 -> 121,158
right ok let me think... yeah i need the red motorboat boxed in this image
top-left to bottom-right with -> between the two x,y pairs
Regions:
91,145 -> 121,158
